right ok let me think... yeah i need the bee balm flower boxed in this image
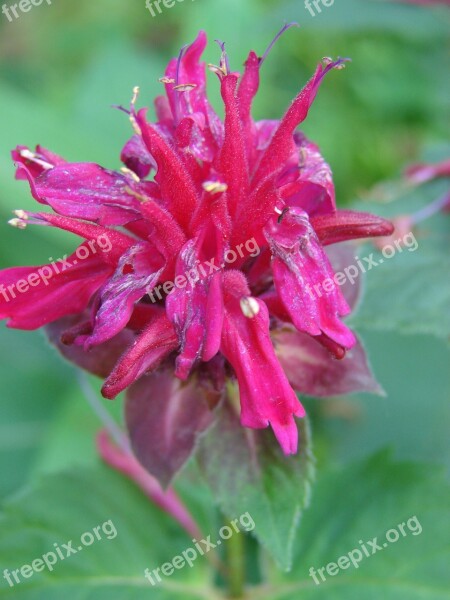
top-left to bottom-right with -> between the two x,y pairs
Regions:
0,28 -> 392,466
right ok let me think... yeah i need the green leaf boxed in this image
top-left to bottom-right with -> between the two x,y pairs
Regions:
349,237 -> 450,338
264,452 -> 450,599
197,405 -> 315,571
0,466 -> 214,599
348,188 -> 450,339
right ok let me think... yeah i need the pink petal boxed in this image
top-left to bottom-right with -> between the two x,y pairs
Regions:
14,161 -> 145,226
12,145 -> 66,178
121,134 -> 156,178
281,135 -> 336,215
166,235 -> 224,378
27,212 -> 136,266
220,271 -> 304,455
216,75 -> 250,221
253,60 -> 347,184
232,170 -> 282,250
139,198 -> 187,266
164,31 -> 223,146
237,51 -> 260,167
78,244 -> 164,349
325,242 -> 363,311
164,31 -> 208,121
136,109 -> 199,232
102,313 -> 178,399
311,210 -> 394,246
405,158 -> 450,184
265,208 -> 356,349
0,249 -> 111,329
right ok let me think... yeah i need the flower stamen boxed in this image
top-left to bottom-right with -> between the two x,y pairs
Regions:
202,181 -> 228,194
240,296 -> 260,318
259,22 -> 299,66
18,148 -> 53,171
159,76 -> 175,84
120,167 -> 141,183
8,209 -> 47,229
129,86 -> 142,136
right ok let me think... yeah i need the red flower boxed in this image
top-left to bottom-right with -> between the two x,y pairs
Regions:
0,29 -> 392,465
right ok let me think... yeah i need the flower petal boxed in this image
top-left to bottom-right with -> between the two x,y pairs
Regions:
102,313 -> 178,399
78,244 -> 164,349
217,74 -> 249,220
121,134 -> 156,178
12,145 -> 66,178
166,235 -> 224,378
0,248 -> 111,329
136,109 -> 199,231
325,242 -> 363,311
311,210 -> 394,246
281,134 -> 336,215
237,51 -> 260,167
253,59 -> 347,184
14,161 -> 145,225
265,208 -> 356,348
220,271 -> 304,454
24,212 -> 136,267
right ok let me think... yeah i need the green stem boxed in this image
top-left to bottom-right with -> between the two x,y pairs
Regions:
226,521 -> 245,598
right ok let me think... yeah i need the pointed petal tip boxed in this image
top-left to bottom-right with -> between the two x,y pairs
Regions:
270,416 -> 300,455
373,217 -> 395,237
101,382 -> 118,400
174,356 -> 193,380
270,399 -> 305,455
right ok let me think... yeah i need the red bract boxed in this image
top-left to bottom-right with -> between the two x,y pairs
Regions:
0,30 -> 393,467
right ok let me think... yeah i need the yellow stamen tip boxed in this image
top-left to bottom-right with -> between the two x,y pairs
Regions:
240,297 -> 260,319
173,83 -> 197,92
120,167 -> 141,183
8,218 -> 27,229
159,76 -> 175,84
202,181 -> 228,194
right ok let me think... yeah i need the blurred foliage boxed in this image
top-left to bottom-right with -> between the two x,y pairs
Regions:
1,452 -> 448,599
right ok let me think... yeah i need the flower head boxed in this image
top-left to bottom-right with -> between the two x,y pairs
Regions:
0,29 -> 392,463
